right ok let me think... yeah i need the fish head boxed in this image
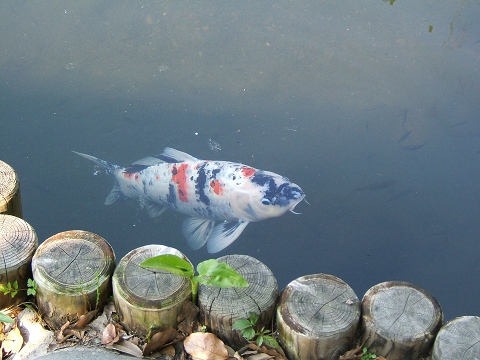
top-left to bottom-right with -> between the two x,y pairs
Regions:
232,170 -> 305,221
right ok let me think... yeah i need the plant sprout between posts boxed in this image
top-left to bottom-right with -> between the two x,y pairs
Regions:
140,254 -> 248,303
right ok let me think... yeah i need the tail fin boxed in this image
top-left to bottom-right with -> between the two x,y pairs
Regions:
72,151 -> 121,174
73,151 -> 127,205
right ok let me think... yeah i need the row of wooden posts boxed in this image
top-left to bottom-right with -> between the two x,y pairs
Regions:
1,159 -> 479,359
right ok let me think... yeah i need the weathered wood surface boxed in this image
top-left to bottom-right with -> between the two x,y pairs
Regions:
276,273 -> 360,360
361,281 -> 443,360
112,245 -> 192,337
432,316 -> 480,359
0,160 -> 22,218
32,230 -> 115,328
198,254 -> 278,348
0,215 -> 37,308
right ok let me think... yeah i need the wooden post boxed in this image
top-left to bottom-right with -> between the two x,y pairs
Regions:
112,245 -> 192,338
0,215 -> 37,308
276,274 -> 360,360
198,254 -> 278,348
361,281 -> 443,360
0,160 -> 22,218
32,230 -> 115,329
432,316 -> 480,359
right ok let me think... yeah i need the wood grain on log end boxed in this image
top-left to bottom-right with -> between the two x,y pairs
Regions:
361,281 -> 443,360
198,254 -> 278,348
0,160 -> 22,218
276,273 -> 360,360
112,245 -> 192,337
0,215 -> 38,308
32,230 -> 115,329
432,316 -> 480,359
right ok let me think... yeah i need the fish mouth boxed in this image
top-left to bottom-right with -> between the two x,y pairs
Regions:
288,193 -> 306,214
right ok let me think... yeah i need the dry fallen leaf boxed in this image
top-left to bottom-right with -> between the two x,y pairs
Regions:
56,321 -> 76,343
2,326 -> 24,355
246,354 -> 274,360
107,339 -> 143,358
101,323 -> 119,345
245,343 -> 287,360
72,309 -> 99,329
159,344 -> 176,356
184,332 -> 229,360
143,328 -> 184,356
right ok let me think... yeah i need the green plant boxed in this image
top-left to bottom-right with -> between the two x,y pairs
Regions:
0,281 -> 18,298
233,312 -> 280,349
0,311 -> 14,324
140,255 -> 248,303
27,279 -> 37,296
0,279 -> 37,298
360,347 -> 377,360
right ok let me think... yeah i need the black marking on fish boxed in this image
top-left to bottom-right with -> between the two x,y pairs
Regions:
167,183 -> 177,206
124,164 -> 149,174
195,163 -> 210,205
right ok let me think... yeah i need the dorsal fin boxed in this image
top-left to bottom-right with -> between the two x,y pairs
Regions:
132,156 -> 165,166
156,147 -> 199,163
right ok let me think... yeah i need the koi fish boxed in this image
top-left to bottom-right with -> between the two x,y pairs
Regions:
73,148 -> 305,253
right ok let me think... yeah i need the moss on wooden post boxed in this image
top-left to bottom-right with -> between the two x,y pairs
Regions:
198,254 -> 278,348
0,160 -> 22,218
32,230 -> 115,329
112,245 -> 192,337
276,274 -> 360,360
0,215 -> 37,308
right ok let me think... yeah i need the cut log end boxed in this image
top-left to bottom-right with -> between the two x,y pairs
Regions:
112,245 -> 192,337
432,316 -> 480,359
198,254 -> 278,348
0,160 -> 22,218
361,281 -> 443,360
0,215 -> 38,308
32,230 -> 115,328
276,274 -> 360,360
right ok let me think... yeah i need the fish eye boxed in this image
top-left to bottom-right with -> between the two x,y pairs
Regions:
261,198 -> 271,205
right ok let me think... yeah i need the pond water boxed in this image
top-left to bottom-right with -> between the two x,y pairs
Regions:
1,0 -> 479,321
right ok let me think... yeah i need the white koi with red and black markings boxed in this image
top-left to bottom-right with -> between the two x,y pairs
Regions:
73,147 -> 305,253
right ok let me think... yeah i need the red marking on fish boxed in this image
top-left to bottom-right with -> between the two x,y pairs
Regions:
210,179 -> 223,195
242,167 -> 255,177
172,163 -> 189,202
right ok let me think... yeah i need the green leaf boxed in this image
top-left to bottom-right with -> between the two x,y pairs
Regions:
0,284 -> 8,296
27,288 -> 36,296
140,254 -> 194,278
196,259 -> 248,288
242,327 -> 256,341
27,279 -> 36,289
263,335 -> 281,349
256,335 -> 264,347
232,318 -> 253,331
0,311 -> 14,323
249,312 -> 259,326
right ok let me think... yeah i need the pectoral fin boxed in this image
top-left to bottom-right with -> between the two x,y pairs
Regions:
144,199 -> 167,217
105,182 -> 129,205
182,217 -> 215,250
207,220 -> 249,253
